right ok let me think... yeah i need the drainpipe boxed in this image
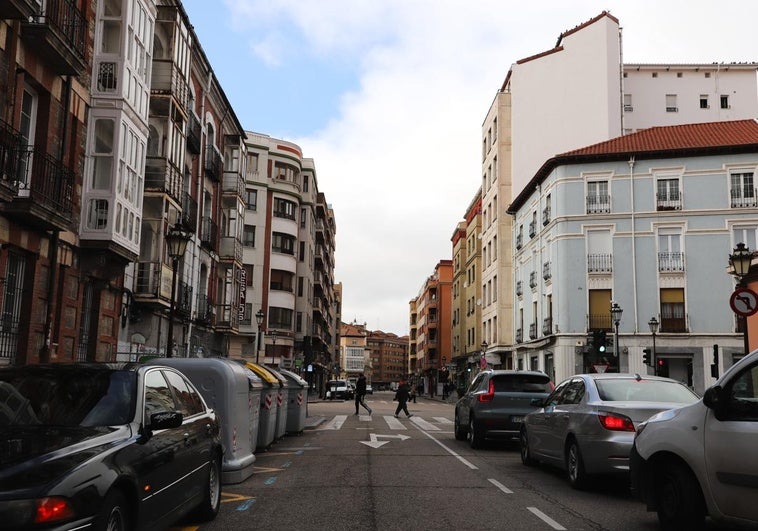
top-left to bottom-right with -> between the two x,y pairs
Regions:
629,156 -> 639,333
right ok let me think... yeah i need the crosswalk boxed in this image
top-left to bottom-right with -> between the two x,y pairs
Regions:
318,415 -> 453,431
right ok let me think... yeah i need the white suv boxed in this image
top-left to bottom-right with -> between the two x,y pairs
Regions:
631,348 -> 758,529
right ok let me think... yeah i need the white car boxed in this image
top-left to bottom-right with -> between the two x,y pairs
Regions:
631,348 -> 758,529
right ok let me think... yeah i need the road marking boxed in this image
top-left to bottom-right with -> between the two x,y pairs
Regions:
433,417 -> 454,424
410,416 -> 440,431
384,415 -> 407,430
359,414 -> 372,421
488,478 -> 513,494
318,415 -> 347,430
359,433 -> 411,448
263,477 -> 277,486
419,430 -> 478,470
527,507 -> 566,530
220,492 -> 254,503
236,499 -> 256,511
253,465 -> 286,474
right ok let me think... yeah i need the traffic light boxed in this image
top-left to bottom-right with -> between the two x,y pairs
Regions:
642,348 -> 652,366
593,330 -> 607,354
711,344 -> 719,378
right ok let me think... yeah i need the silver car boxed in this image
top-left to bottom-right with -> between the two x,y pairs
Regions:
519,373 -> 699,489
455,370 -> 554,448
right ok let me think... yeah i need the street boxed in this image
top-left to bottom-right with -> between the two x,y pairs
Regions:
170,391 -> 725,531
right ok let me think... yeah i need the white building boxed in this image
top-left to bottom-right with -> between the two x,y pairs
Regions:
507,119 -> 758,393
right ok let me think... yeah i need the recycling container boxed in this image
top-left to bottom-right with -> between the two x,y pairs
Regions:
237,361 -> 280,451
145,357 -> 261,484
265,366 -> 289,440
278,368 -> 308,434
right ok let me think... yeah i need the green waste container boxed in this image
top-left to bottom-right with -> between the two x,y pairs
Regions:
278,368 -> 308,434
145,357 -> 260,484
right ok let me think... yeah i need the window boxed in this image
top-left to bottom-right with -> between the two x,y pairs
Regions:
163,370 -> 204,417
660,288 -> 686,333
732,226 -> 758,252
721,95 -> 730,109
144,370 -> 175,421
303,175 -> 309,192
300,208 -> 306,228
623,94 -> 633,112
245,189 -> 257,210
588,289 -> 612,330
656,178 -> 681,210
272,232 -> 295,255
274,198 -> 296,219
731,171 -> 757,208
665,94 -> 678,112
92,119 -> 115,190
268,306 -> 293,330
243,225 -> 255,247
658,229 -> 684,272
0,251 -> 25,363
700,94 -> 709,109
586,180 -> 610,214
270,269 -> 294,292
243,264 -> 253,286
87,199 -> 109,230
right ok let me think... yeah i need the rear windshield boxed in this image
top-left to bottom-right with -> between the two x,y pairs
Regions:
595,379 -> 699,403
492,374 -> 552,393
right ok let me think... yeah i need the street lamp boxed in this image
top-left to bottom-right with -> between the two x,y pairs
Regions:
165,222 -> 191,358
648,316 -> 659,374
255,309 -> 265,364
610,302 -> 623,358
729,242 -> 753,354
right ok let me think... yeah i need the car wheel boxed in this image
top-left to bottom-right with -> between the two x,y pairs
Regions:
565,438 -> 587,489
468,416 -> 484,449
655,461 -> 706,530
454,410 -> 467,441
520,427 -> 537,466
193,454 -> 222,522
94,490 -> 130,531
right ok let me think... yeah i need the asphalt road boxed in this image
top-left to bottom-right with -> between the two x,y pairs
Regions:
169,391 -> 733,531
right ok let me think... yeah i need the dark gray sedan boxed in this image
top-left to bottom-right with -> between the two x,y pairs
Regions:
519,373 -> 699,489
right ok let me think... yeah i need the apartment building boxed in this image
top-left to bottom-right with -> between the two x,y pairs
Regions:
366,329 -> 409,389
451,191 -> 483,390
507,120 -> 758,393
340,320 -> 368,380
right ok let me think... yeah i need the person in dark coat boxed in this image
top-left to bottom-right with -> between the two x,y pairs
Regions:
354,373 -> 372,415
394,380 -> 413,418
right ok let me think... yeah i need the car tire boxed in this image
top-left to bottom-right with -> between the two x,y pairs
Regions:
565,438 -> 587,489
468,416 -> 484,449
454,410 -> 467,441
193,454 -> 222,522
520,427 -> 537,466
94,490 -> 130,531
655,461 -> 706,530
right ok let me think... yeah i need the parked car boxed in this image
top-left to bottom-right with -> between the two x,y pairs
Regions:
520,373 -> 699,489
0,363 -> 223,531
325,380 -> 353,399
631,349 -> 758,529
366,384 -> 373,395
454,370 -> 554,448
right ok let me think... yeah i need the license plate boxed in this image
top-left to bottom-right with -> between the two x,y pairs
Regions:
511,416 -> 523,424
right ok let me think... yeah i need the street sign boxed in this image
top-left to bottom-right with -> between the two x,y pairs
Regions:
729,287 -> 758,317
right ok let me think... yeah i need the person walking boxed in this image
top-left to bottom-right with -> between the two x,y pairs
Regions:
394,380 -> 413,418
354,373 -> 372,415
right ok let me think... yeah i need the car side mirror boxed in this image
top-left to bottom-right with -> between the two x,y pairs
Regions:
151,411 -> 183,430
702,385 -> 723,411
530,397 -> 545,407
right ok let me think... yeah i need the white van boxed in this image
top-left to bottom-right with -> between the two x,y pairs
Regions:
325,380 -> 352,400
631,348 -> 758,529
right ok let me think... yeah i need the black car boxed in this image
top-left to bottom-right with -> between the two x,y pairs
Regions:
0,363 -> 223,531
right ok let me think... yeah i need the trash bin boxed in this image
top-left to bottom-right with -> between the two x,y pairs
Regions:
278,368 -> 308,434
145,357 -> 260,484
265,366 -> 289,440
237,360 -> 279,451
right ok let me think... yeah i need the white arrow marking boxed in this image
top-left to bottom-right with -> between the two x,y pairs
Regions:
359,433 -> 410,448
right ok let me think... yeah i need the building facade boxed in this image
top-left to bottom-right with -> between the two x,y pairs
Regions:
366,329 -> 408,389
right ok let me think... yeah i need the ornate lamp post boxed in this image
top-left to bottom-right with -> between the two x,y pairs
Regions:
610,302 -> 623,359
165,222 -> 191,358
255,309 -> 265,364
729,242 -> 753,354
648,316 -> 659,374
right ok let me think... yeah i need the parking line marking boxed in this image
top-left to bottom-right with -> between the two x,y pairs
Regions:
419,430 -> 478,470
384,416 -> 407,430
236,499 -> 256,511
264,477 -> 277,486
220,492 -> 254,503
409,416 -> 440,431
488,478 -> 513,494
527,507 -> 566,530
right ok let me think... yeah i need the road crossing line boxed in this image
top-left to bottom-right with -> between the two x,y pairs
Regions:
318,414 -> 347,430
409,416 -> 440,431
433,417 -> 453,424
384,415 -> 407,430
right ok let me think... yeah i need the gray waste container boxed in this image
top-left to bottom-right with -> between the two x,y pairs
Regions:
265,366 -> 289,440
238,361 -> 279,451
278,368 -> 308,434
145,357 -> 260,484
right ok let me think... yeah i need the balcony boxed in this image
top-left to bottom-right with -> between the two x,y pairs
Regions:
21,0 -> 87,75
516,280 -> 523,297
661,306 -> 687,333
588,314 -> 612,331
542,317 -> 553,336
204,146 -> 222,182
215,303 -> 239,332
656,191 -> 682,211
730,188 -> 758,208
222,173 -> 244,198
587,253 -> 613,273
658,251 -> 684,272
150,59 -> 190,112
542,206 -> 551,226
586,194 -> 611,214
195,294 -> 215,326
144,156 -> 182,202
200,217 -> 218,251
529,271 -> 538,289
180,191 -> 198,232
529,220 -> 536,238
186,112 -> 201,154
0,0 -> 39,21
133,261 -> 170,304
515,233 -> 523,250
1,145 -> 74,231
0,119 -> 22,202
542,261 -> 552,280
529,322 -> 537,339
176,280 -> 193,319
515,328 -> 523,343
219,236 -> 242,263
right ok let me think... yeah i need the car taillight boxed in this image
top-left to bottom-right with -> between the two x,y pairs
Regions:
34,497 -> 75,524
478,380 -> 495,402
597,412 -> 635,432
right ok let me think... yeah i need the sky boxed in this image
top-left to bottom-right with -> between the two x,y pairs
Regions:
181,0 -> 758,336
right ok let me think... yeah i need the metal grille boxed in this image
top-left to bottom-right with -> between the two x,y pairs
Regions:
0,251 -> 26,364
76,282 -> 94,361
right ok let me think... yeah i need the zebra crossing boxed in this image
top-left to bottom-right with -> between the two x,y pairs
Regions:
318,414 -> 453,431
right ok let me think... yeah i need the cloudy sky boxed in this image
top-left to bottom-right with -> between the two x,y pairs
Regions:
182,0 -> 758,336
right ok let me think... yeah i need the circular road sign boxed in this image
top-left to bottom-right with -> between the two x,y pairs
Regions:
729,287 -> 758,317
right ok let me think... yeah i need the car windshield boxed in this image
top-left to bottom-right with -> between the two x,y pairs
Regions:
493,374 -> 552,393
595,379 -> 699,403
0,367 -> 137,427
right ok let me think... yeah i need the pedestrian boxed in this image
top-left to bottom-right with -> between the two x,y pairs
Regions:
394,380 -> 413,418
410,384 -> 417,403
354,373 -> 372,415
